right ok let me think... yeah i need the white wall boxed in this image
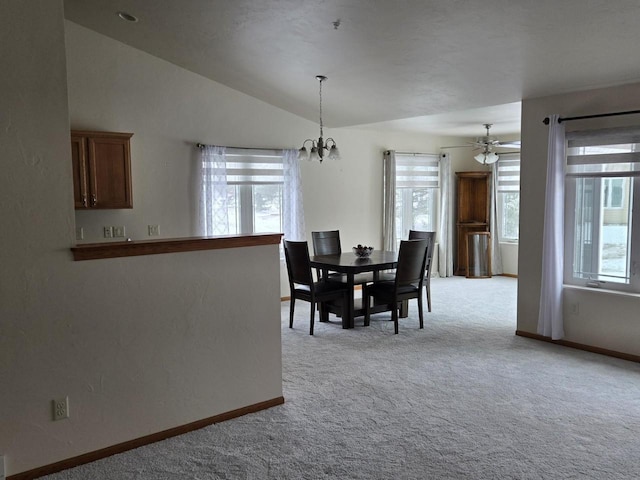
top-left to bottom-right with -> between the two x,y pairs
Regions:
1,3 -> 282,476
518,82 -> 640,356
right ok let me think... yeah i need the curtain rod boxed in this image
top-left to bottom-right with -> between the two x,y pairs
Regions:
543,109 -> 640,125
196,143 -> 291,151
388,150 -> 437,156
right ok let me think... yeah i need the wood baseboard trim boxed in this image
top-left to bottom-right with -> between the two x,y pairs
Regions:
9,396 -> 285,480
499,273 -> 518,278
515,330 -> 640,363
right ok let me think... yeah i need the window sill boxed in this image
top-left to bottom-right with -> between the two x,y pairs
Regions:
563,283 -> 640,299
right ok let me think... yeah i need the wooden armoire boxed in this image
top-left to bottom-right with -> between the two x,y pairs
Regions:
455,171 -> 491,276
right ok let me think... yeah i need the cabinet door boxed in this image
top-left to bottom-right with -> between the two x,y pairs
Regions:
71,135 -> 89,208
88,136 -> 133,208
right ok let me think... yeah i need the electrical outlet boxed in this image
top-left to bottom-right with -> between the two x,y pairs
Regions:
148,224 -> 160,236
76,227 -> 84,240
103,226 -> 113,238
52,397 -> 69,421
112,226 -> 126,238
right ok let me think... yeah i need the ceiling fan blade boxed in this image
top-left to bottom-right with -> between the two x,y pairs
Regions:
440,145 -> 473,149
496,141 -> 521,149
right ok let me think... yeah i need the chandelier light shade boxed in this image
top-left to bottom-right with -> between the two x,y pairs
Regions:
298,75 -> 340,163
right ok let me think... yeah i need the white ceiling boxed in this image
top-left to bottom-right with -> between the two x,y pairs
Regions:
63,0 -> 640,137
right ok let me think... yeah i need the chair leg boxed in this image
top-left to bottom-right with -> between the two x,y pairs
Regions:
364,290 -> 371,327
310,301 -> 316,335
392,301 -> 399,334
289,297 -> 295,328
426,278 -> 432,312
417,294 -> 424,329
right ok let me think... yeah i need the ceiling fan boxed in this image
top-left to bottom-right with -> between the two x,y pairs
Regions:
442,123 -> 521,165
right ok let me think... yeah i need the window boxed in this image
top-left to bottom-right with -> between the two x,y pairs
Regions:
497,154 -> 520,242
393,153 -> 440,244
202,147 -> 284,235
564,127 -> 640,292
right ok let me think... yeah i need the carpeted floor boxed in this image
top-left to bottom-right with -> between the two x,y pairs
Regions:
44,276 -> 640,479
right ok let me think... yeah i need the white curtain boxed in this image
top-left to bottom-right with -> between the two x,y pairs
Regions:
283,149 -> 306,241
490,162 -> 504,275
198,145 -> 228,236
538,114 -> 566,340
382,150 -> 397,252
438,153 -> 454,277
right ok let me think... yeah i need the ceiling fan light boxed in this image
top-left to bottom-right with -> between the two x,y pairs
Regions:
485,152 -> 499,164
474,153 -> 486,164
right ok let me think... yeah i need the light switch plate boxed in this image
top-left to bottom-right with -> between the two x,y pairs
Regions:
148,225 -> 160,236
112,226 -> 126,238
103,226 -> 113,238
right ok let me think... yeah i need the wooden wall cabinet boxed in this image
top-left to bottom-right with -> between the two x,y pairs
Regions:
455,171 -> 490,276
71,130 -> 133,209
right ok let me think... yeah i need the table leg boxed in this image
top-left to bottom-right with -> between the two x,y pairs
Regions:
343,273 -> 355,329
400,300 -> 408,318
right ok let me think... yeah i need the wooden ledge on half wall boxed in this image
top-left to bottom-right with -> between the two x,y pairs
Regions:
70,233 -> 283,261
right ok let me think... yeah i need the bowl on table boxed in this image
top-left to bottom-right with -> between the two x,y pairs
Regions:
352,245 -> 374,258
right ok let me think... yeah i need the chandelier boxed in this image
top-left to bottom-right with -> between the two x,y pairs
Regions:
298,75 -> 340,162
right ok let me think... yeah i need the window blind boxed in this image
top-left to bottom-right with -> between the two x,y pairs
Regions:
497,153 -> 520,193
566,126 -> 640,178
395,153 -> 440,188
205,148 -> 284,185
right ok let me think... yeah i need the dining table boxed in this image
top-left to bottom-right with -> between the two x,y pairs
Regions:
310,250 -> 407,329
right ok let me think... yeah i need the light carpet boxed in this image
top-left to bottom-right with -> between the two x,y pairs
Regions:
44,276 -> 640,479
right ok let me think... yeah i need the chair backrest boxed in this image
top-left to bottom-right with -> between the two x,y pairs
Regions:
408,230 -> 436,277
311,230 -> 341,256
395,239 -> 429,288
284,240 -> 314,287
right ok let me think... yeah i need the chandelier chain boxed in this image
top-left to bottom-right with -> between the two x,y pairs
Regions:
319,78 -> 323,137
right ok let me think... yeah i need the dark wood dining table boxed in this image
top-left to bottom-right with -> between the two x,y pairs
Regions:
310,250 -> 400,329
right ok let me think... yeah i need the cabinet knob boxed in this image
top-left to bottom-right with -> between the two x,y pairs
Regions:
91,194 -> 97,207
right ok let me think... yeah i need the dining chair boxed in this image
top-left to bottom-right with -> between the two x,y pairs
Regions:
311,230 -> 374,285
363,239 -> 429,334
283,240 -> 349,335
408,230 -> 436,312
311,230 -> 342,281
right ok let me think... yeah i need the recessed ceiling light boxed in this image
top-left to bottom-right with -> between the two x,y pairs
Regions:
117,11 -> 138,22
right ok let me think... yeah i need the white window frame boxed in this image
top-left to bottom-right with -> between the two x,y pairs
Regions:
393,153 -> 440,245
496,154 -> 520,243
215,148 -> 284,235
564,127 -> 640,293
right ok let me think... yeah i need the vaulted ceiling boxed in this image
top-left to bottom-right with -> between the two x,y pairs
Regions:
63,0 -> 640,136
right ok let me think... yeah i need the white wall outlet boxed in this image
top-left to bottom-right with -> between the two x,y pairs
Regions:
103,226 -> 113,238
112,226 -> 126,238
52,397 -> 69,421
148,224 -> 160,236
76,227 -> 84,240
